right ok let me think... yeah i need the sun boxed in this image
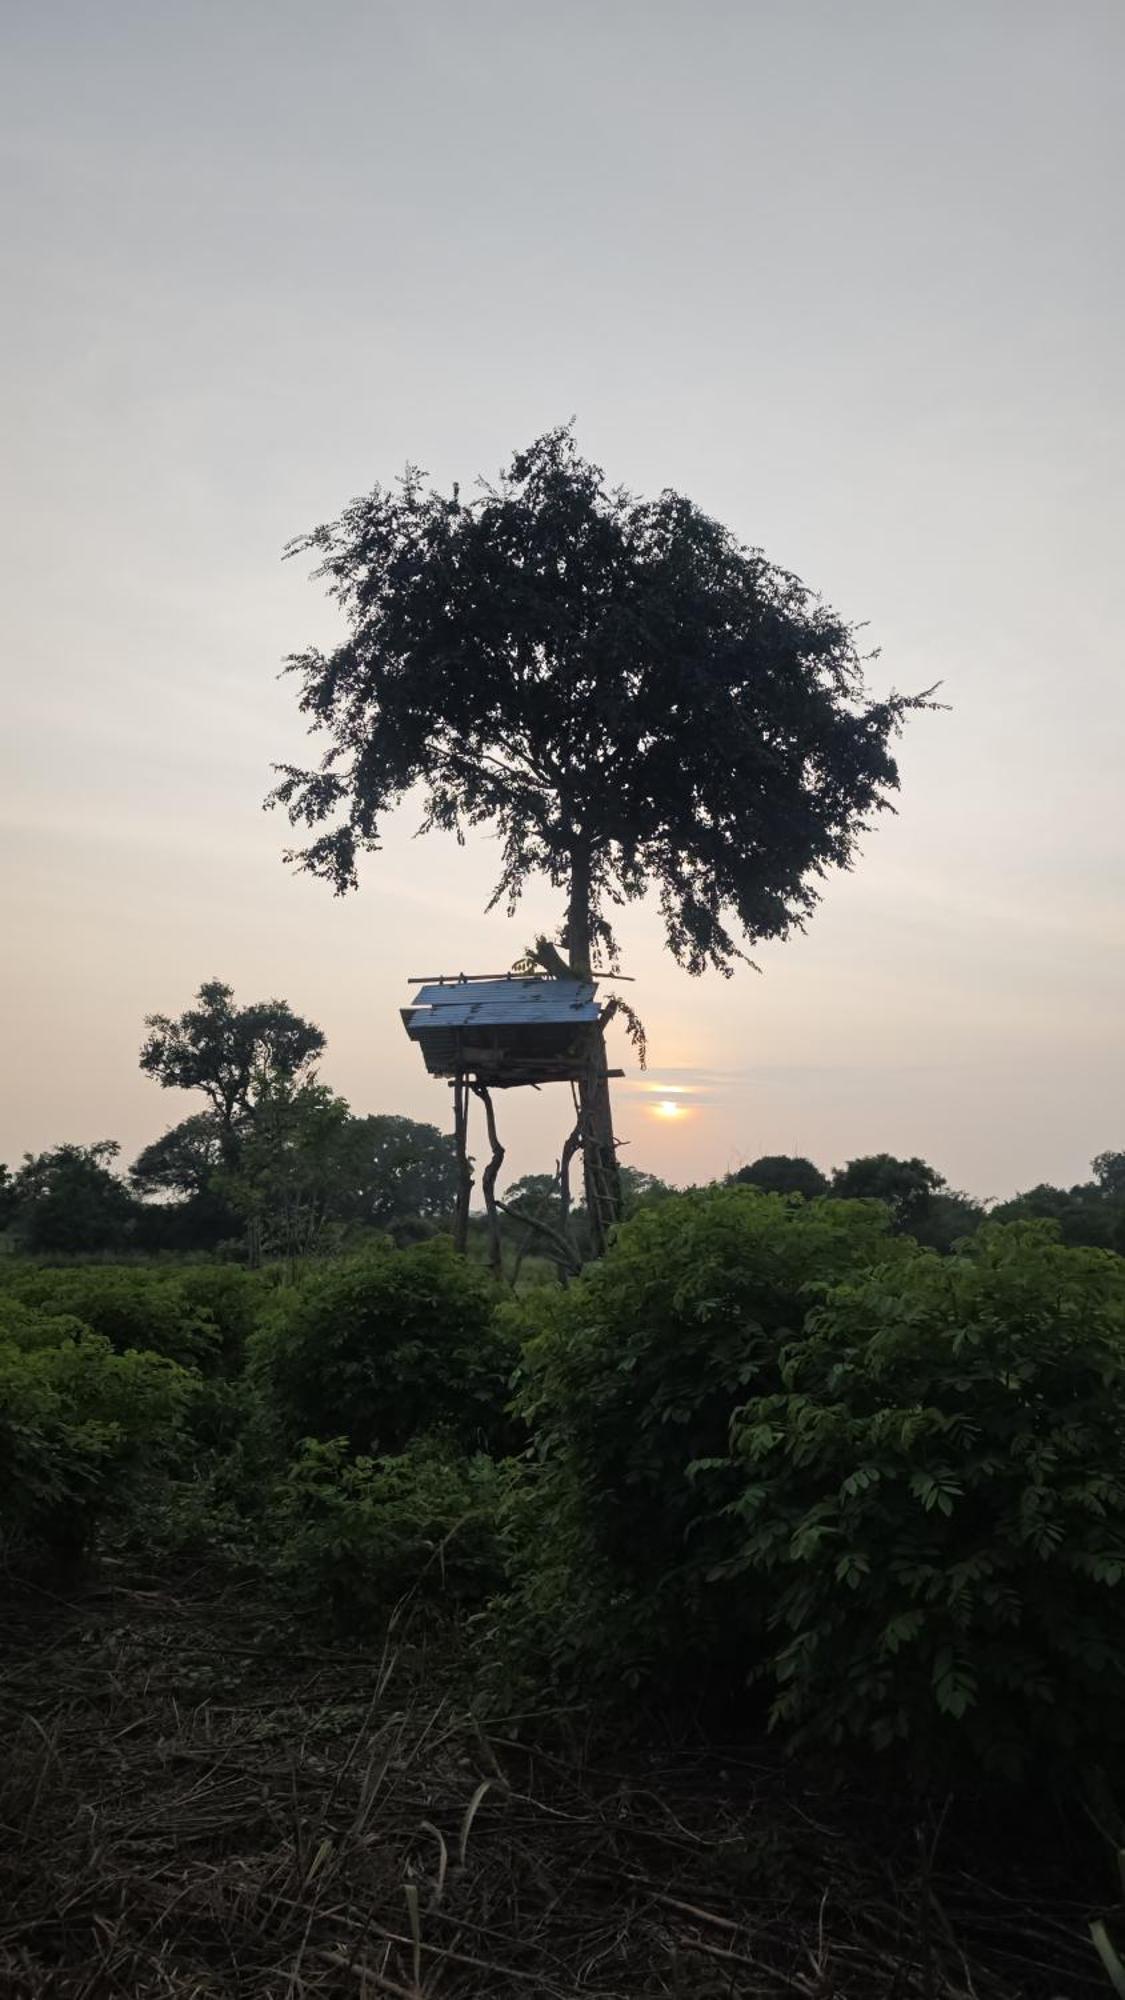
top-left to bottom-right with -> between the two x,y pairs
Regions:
653,1098 -> 686,1120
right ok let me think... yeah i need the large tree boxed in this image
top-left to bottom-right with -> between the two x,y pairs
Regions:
139,980 -> 325,1167
270,428 -> 928,1235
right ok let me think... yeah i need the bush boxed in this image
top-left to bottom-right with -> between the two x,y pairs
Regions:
503,1187 -> 908,1699
165,1265 -> 267,1372
0,1317 -> 190,1564
716,1223 -> 1125,1775
249,1240 -> 515,1456
270,1435 -> 507,1631
0,1266 -> 223,1373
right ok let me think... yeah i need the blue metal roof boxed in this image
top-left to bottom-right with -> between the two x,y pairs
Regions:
402,974 -> 601,1083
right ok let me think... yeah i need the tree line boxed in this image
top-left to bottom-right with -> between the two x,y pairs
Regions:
2,978 -> 1122,1266
0,981 -> 460,1260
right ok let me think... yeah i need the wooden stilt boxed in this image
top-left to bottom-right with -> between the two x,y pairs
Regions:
453,1073 -> 472,1254
471,1081 -> 505,1278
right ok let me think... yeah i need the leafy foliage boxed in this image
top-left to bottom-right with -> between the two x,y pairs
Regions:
732,1156 -> 829,1200
992,1163 -> 1125,1254
0,1312 -> 190,1563
2,1142 -> 138,1254
715,1223 -> 1125,1774
217,1075 -> 357,1261
343,1113 -> 459,1229
503,1188 -> 907,1696
270,426 -> 928,974
829,1154 -> 986,1253
130,1115 -> 226,1198
0,1266 -> 226,1374
270,1435 -> 507,1631
830,1153 -> 947,1229
249,1241 -> 515,1457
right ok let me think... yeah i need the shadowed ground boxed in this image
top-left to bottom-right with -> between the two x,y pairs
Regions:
0,1559 -> 1109,1999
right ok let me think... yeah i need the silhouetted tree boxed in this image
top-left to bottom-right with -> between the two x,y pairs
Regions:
342,1114 -> 459,1230
270,428 -> 929,1246
5,1142 -> 138,1254
1093,1151 -> 1125,1199
992,1159 -> 1125,1254
619,1165 -> 675,1212
829,1153 -> 986,1251
219,1076 -> 356,1263
130,1114 -> 225,1198
129,1114 -> 240,1251
908,1187 -> 986,1254
831,1153 -> 945,1231
731,1154 -> 829,1199
140,980 -> 325,1167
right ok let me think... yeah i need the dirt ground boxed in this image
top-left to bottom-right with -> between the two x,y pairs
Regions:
0,1556 -> 1113,1998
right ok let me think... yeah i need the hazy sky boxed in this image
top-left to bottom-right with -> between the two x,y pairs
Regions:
3,0 -> 1123,1201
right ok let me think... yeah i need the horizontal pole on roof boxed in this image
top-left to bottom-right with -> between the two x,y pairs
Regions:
407,969 -> 633,982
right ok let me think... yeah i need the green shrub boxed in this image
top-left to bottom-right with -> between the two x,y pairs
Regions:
164,1265 -> 267,1372
249,1240 -> 515,1455
503,1187 -> 907,1698
270,1434 -> 507,1630
0,1322 -> 190,1563
715,1223 -> 1125,1775
0,1266 -> 222,1373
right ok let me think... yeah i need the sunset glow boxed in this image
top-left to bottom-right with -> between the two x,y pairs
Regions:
653,1098 -> 687,1120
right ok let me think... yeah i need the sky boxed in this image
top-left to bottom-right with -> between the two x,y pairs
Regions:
2,0 -> 1123,1203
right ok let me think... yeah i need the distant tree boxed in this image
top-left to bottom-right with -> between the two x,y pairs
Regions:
343,1114 -> 459,1231
991,1165 -> 1125,1255
218,1095 -> 460,1262
140,980 -> 325,1166
908,1187 -> 986,1254
270,427 -> 930,1246
5,1141 -> 138,1254
499,1170 -> 581,1278
1093,1151 -> 1125,1199
219,1076 -> 355,1263
128,1114 -> 240,1252
731,1155 -> 828,1200
831,1154 -> 946,1232
130,1114 -> 225,1199
502,1172 -> 564,1224
828,1153 -> 986,1251
619,1165 -> 675,1212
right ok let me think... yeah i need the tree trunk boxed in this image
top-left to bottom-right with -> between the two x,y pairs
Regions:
565,845 -> 623,1255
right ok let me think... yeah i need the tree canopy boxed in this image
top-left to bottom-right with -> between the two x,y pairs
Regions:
830,1153 -> 946,1230
269,427 -> 929,976
2,1142 -> 138,1254
139,980 -> 325,1164
731,1155 -> 829,1200
130,1115 -> 226,1199
345,1114 -> 459,1230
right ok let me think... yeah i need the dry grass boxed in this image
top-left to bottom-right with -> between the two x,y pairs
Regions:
0,1558 -> 1113,1999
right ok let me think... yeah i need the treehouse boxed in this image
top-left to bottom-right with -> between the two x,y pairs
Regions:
401,973 -> 601,1087
401,971 -> 624,1272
